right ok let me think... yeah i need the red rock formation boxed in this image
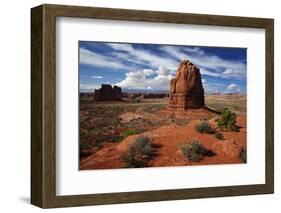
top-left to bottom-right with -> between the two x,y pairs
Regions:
169,60 -> 204,109
94,84 -> 123,101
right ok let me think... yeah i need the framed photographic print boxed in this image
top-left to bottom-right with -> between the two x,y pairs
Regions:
31,4 -> 274,208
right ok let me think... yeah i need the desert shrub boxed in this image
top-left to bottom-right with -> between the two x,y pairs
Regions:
239,147 -> 247,163
213,131 -> 224,140
104,135 -> 123,143
79,143 -> 93,151
214,117 -> 220,122
112,118 -> 120,127
80,142 -> 102,158
217,108 -> 239,131
195,121 -> 215,134
134,136 -> 155,155
121,129 -> 139,137
121,136 -> 154,168
179,139 -> 213,162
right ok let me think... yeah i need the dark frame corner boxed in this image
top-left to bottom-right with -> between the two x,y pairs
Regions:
31,4 -> 274,208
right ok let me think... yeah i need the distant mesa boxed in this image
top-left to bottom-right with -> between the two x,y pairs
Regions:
94,84 -> 123,101
169,59 -> 205,110
122,93 -> 167,99
142,93 -> 167,99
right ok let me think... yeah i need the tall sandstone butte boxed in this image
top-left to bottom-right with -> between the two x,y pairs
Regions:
169,60 -> 205,109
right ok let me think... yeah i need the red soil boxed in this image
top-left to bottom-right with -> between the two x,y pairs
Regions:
80,114 -> 246,170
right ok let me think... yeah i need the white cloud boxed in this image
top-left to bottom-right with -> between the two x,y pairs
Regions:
160,46 -> 187,61
116,66 -> 174,91
80,83 -> 99,91
222,68 -> 245,78
91,75 -> 103,79
223,68 -> 239,75
80,48 -> 128,70
200,68 -> 221,77
225,83 -> 241,93
142,69 -> 154,76
183,47 -> 205,55
80,43 -> 246,93
81,44 -> 246,80
155,66 -> 172,76
106,43 -> 178,70
201,79 -> 225,93
160,45 -> 246,79
107,43 -> 134,52
112,51 -> 142,65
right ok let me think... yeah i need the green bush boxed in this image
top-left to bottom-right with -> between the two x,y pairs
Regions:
134,136 -> 154,155
79,143 -> 93,151
213,131 -> 224,140
195,121 -> 215,134
121,129 -> 139,137
217,108 -> 239,131
121,136 -> 154,168
239,147 -> 247,163
179,139 -> 213,162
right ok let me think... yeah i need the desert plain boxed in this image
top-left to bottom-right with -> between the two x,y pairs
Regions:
79,93 -> 246,170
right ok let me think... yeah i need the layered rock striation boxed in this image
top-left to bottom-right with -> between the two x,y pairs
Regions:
169,60 -> 204,109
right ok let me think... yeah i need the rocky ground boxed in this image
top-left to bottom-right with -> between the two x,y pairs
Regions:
79,94 -> 247,170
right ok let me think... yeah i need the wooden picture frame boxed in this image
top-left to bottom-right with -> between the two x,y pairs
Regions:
31,4 -> 274,208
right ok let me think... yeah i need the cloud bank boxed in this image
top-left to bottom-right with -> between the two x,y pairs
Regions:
79,42 -> 246,93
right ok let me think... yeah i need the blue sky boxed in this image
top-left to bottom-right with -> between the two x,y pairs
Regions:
79,41 -> 247,93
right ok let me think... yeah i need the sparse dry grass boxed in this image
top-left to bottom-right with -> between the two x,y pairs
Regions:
179,139 -> 215,162
205,94 -> 246,114
80,94 -> 246,156
121,136 -> 155,168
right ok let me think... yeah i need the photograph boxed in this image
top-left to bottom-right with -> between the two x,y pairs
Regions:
29,3 -> 274,208
79,41 -> 247,170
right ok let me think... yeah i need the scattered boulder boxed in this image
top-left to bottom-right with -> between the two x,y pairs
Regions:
169,60 -> 204,109
119,112 -> 143,123
94,84 -> 123,101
